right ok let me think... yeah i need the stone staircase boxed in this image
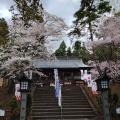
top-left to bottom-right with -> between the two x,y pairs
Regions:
31,85 -> 96,120
61,85 -> 95,119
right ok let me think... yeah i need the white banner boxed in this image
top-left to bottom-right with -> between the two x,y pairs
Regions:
55,80 -> 59,98
58,85 -> 61,107
83,70 -> 87,82
54,69 -> 58,89
87,74 -> 92,87
91,81 -> 98,94
15,84 -> 21,100
80,70 -> 84,80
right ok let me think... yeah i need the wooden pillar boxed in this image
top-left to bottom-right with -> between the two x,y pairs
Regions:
72,72 -> 75,85
60,72 -> 61,84
63,72 -> 64,86
49,72 -> 50,85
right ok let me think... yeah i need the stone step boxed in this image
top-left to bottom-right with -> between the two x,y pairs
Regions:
33,97 -> 57,101
32,102 -> 58,106
62,97 -> 87,100
62,93 -> 85,95
32,111 -> 94,116
62,100 -> 89,104
32,115 -> 60,120
62,111 -> 94,115
32,104 -> 90,109
62,108 -> 94,112
32,108 -> 60,112
32,102 -> 91,107
34,92 -> 55,95
32,100 -> 89,105
32,100 -> 58,103
32,108 -> 94,112
32,104 -> 92,109
32,114 -> 95,120
33,94 -> 86,97
32,106 -> 60,109
31,86 -> 95,120
61,104 -> 92,108
33,92 -> 55,97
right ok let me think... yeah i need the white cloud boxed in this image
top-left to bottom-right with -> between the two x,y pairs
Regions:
0,0 -> 80,50
41,0 -> 79,25
0,8 -> 12,19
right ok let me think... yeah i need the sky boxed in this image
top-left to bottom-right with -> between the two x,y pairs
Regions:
0,0 -> 80,50
0,0 -> 120,51
0,0 -> 80,26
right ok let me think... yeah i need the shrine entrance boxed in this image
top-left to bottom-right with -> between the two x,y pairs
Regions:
37,69 -> 84,86
33,56 -> 92,86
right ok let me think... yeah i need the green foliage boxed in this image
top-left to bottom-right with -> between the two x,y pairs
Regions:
0,18 -> 9,45
96,92 -> 119,113
10,96 -> 18,110
96,95 -> 102,112
54,40 -> 92,63
108,90 -> 112,104
95,45 -> 110,62
114,12 -> 120,17
69,0 -> 111,38
72,41 -> 92,63
68,0 -> 112,74
10,0 -> 43,26
72,41 -> 81,56
95,43 -> 119,62
54,41 -> 67,56
66,47 -> 72,56
98,1 -> 111,14
0,102 -> 3,109
74,0 -> 111,24
27,93 -> 32,109
112,93 -> 119,104
69,28 -> 81,37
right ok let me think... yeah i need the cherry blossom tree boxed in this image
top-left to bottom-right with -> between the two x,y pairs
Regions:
87,16 -> 120,81
0,4 -> 68,81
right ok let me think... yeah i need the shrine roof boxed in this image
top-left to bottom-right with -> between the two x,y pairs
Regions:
33,56 -> 92,69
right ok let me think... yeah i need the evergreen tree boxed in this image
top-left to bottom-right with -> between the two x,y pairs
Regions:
0,18 -> 9,45
80,43 -> 93,63
54,41 -> 67,56
69,0 -> 111,74
10,0 -> 43,26
69,0 -> 111,39
72,41 -> 92,63
72,41 -> 81,56
66,47 -> 72,56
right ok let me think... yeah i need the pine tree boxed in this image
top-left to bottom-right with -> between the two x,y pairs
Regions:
72,41 -> 81,56
69,0 -> 111,74
54,41 -> 67,56
69,0 -> 111,39
0,18 -> 9,45
66,47 -> 72,56
10,0 -> 43,26
72,41 -> 92,63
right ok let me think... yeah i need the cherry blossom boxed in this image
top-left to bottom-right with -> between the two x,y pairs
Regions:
87,16 -> 120,80
0,8 -> 68,80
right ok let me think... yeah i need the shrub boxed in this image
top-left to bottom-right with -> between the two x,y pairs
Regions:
27,93 -> 32,109
10,96 -> 18,110
0,102 -> 3,109
108,91 -> 112,104
112,93 -> 119,105
96,95 -> 102,113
